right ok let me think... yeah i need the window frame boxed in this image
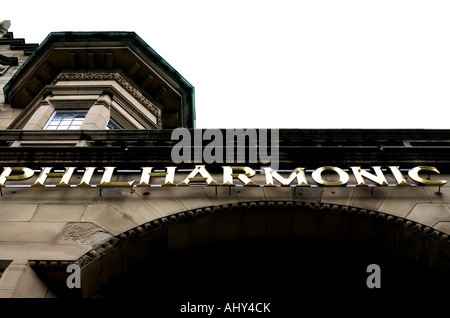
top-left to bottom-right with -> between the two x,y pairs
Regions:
43,110 -> 89,130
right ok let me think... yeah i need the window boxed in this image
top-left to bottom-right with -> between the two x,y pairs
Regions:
106,118 -> 122,130
44,110 -> 88,130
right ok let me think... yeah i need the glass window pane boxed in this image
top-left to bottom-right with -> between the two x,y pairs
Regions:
106,119 -> 122,130
44,110 -> 88,130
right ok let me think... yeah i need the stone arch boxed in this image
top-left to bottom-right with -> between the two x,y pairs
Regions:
30,200 -> 450,298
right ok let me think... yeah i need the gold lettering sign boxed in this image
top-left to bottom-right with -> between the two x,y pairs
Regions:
222,166 -> 258,186
263,167 -> 308,187
408,166 -> 447,186
0,165 -> 447,188
0,167 -> 34,186
350,166 -> 388,186
178,165 -> 219,186
311,166 -> 349,186
137,167 -> 177,187
99,167 -> 135,187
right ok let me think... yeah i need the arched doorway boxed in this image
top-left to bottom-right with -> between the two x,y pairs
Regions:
32,200 -> 450,299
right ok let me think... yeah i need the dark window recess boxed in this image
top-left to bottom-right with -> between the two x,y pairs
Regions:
106,119 -> 122,130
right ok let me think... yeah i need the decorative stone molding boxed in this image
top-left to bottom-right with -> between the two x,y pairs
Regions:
59,222 -> 114,248
53,72 -> 162,127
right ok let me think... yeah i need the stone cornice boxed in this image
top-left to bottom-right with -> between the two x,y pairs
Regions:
3,129 -> 450,169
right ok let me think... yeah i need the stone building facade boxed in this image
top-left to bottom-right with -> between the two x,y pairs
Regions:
0,21 -> 449,302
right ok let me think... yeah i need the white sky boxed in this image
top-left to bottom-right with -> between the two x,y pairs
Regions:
3,0 -> 450,129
